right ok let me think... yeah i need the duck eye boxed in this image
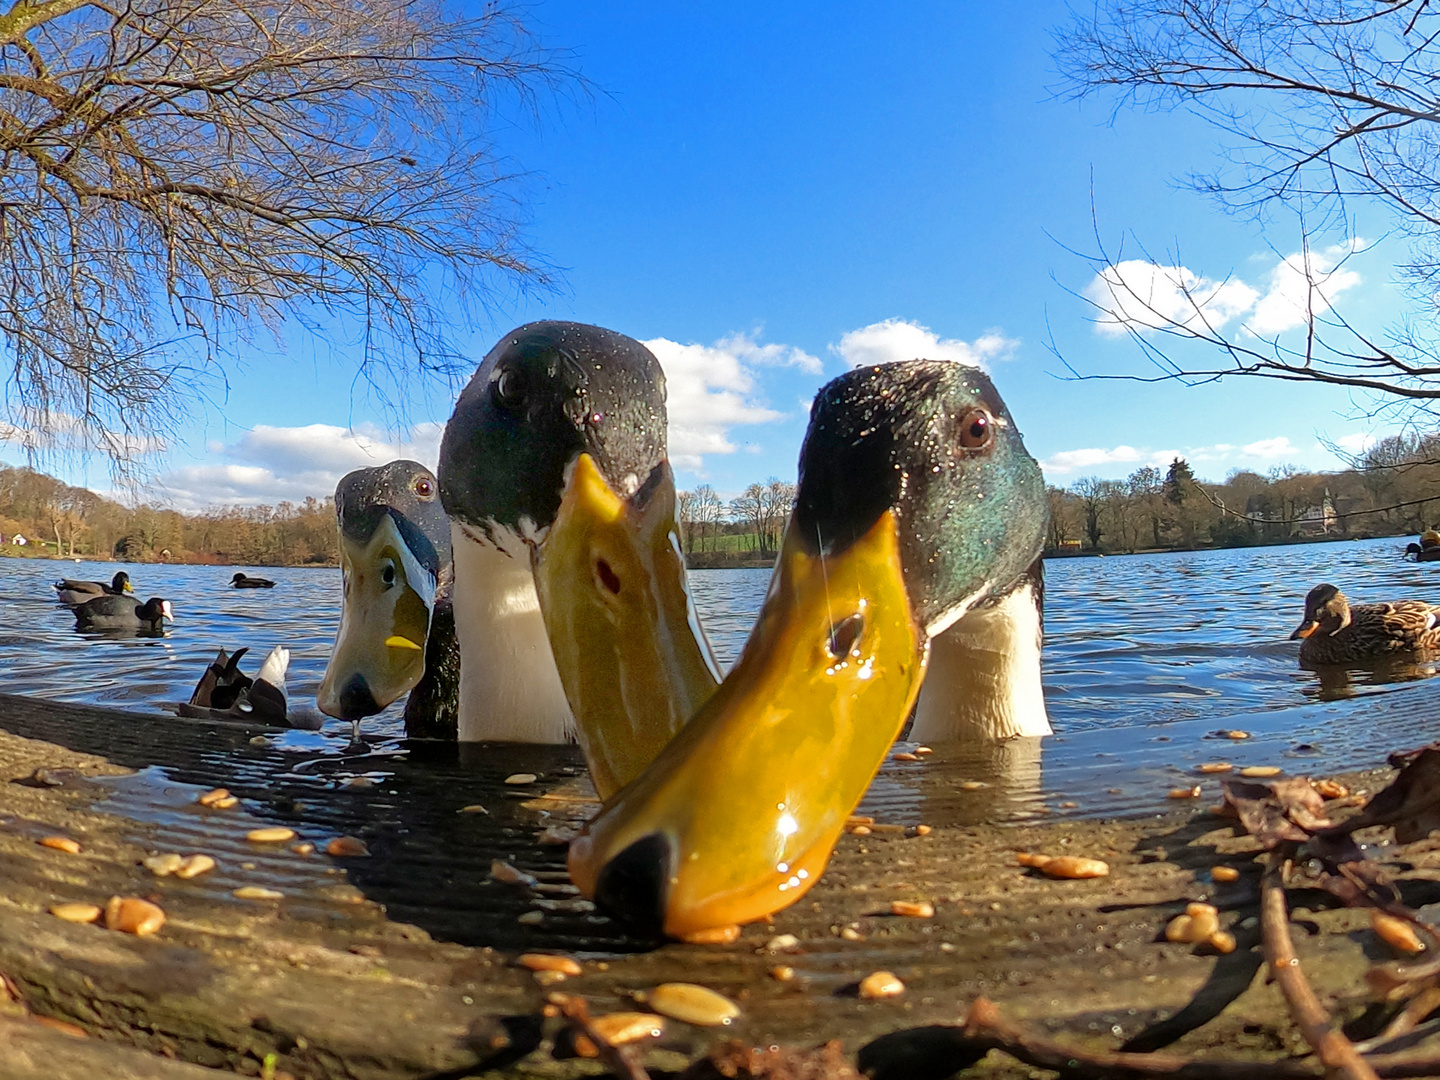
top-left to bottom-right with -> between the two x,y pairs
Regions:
958,408 -> 993,450
493,367 -> 525,411
381,560 -> 397,588
413,476 -> 434,499
827,612 -> 864,660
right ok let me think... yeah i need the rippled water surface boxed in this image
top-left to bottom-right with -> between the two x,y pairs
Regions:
2,536 -> 1438,745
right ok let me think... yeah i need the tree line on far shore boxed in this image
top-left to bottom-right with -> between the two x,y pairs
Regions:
1048,437 -> 1440,556
0,466 -> 337,566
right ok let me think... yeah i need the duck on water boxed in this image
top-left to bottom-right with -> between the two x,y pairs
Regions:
53,571 -> 133,606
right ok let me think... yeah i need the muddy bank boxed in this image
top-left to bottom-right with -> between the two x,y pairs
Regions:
0,693 -> 1434,1078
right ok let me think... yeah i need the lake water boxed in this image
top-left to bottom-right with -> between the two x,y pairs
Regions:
1,536 -> 1437,789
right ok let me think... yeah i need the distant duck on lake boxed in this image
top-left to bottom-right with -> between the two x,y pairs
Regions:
1405,529 -> 1440,562
231,573 -> 276,589
1291,583 -> 1440,666
53,571 -> 132,606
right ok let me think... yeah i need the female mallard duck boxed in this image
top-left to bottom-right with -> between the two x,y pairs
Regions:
568,359 -> 1049,939
316,460 -> 457,740
437,320 -> 718,788
73,595 -> 173,632
53,571 -> 132,606
1291,583 -> 1440,666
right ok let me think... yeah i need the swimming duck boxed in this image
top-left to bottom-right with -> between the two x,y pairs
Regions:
73,595 -> 173,631
231,573 -> 276,589
1291,583 -> 1440,666
567,359 -> 1049,939
316,460 -> 458,739
437,320 -> 718,785
53,571 -> 132,606
178,646 -> 290,726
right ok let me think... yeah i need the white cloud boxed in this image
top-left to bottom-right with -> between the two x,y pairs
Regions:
1333,432 -> 1377,455
1041,437 -> 1304,477
148,421 -> 443,511
0,414 -> 167,458
831,318 -> 1016,370
644,332 -> 796,472
1085,244 -> 1362,339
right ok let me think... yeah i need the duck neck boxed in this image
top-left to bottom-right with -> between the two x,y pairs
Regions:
450,522 -> 575,743
908,574 -> 1050,743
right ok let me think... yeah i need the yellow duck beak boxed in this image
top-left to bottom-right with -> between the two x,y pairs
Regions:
317,513 -> 435,719
568,509 -> 926,938
533,453 -> 719,799
1290,621 -> 1318,640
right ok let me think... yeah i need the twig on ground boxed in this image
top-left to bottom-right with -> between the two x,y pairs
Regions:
1261,852 -> 1380,1080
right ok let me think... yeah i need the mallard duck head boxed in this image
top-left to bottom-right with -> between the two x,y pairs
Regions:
317,460 -> 450,721
568,359 -> 1048,938
1292,583 -> 1351,640
438,321 -> 716,775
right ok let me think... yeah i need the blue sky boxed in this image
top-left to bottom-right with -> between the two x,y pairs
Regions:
27,1 -> 1414,509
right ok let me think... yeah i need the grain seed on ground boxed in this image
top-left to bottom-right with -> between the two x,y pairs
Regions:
504,773 -> 537,785
103,896 -> 165,936
49,902 -> 101,924
1374,911 -> 1425,955
850,824 -> 872,836
245,826 -> 296,843
233,886 -> 284,901
518,953 -> 582,976
1211,865 -> 1240,883
913,746 -> 933,755
326,836 -> 369,857
680,924 -> 741,944
197,788 -> 230,807
574,1013 -> 666,1057
960,780 -> 989,790
143,853 -> 183,876
491,860 -> 538,887
1197,762 -> 1232,773
890,900 -> 935,918
769,965 -> 795,981
1168,786 -> 1202,799
1208,930 -> 1237,954
893,752 -> 920,762
913,825 -> 933,836
644,983 -> 740,1026
174,854 -> 216,879
1225,730 -> 1251,740
858,971 -> 905,999
1313,778 -> 1349,799
1022,854 -> 1110,879
31,1016 -> 87,1038
457,804 -> 488,814
212,796 -> 239,809
1239,766 -> 1282,778
290,842 -> 315,855
38,836 -> 81,854
765,933 -> 800,952
1166,903 -> 1220,944
518,911 -> 544,925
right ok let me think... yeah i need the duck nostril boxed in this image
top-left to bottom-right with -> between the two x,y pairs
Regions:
593,832 -> 672,936
827,612 -> 864,659
596,558 -> 621,595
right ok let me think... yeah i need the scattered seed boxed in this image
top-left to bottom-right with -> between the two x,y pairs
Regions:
519,953 -> 582,976
1033,855 -> 1109,879
766,933 -> 800,952
1211,866 -> 1241,883
245,827 -> 296,843
518,911 -> 543,925
858,971 -> 905,999
1166,903 -> 1220,944
197,788 -> 230,807
891,900 -> 935,918
1374,911 -> 1425,955
491,860 -> 538,887
1059,801 -> 1080,809
532,897 -> 596,914
537,825 -> 579,846
103,896 -> 165,936
49,902 -> 101,924
233,886 -> 283,901
1209,930 -> 1237,954
850,825 -> 872,837
644,983 -> 740,1026
1197,762 -> 1233,774
31,1016 -> 87,1038
38,835 -> 81,854
143,853 -> 183,876
914,746 -> 933,756
1225,730 -> 1251,740
846,814 -> 875,826
326,836 -> 370,857
1240,766 -> 1282,778
290,842 -> 315,856
574,1012 -> 666,1057
174,854 -> 215,879
457,804 -> 488,814
1168,786 -> 1202,800
769,965 -> 795,981
1016,852 -> 1050,868
680,925 -> 741,945
960,780 -> 989,791
893,752 -> 920,762
1312,778 -> 1349,800
248,735 -> 271,747
212,796 -> 239,809
341,776 -> 374,789
914,825 -> 933,836
840,927 -> 864,941
504,773 -> 538,785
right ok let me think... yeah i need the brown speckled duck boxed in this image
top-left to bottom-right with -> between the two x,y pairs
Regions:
1291,583 -> 1440,666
